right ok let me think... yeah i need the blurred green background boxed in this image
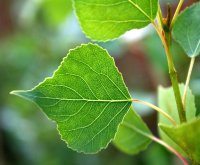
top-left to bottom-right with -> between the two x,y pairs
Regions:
0,0 -> 199,165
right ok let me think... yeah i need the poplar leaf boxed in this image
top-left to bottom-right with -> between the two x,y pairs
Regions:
173,2 -> 200,57
73,0 -> 158,41
11,44 -> 133,153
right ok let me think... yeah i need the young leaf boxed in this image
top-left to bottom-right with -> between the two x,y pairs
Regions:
113,107 -> 152,155
73,0 -> 158,41
158,84 -> 196,155
160,117 -> 200,164
173,2 -> 200,57
11,44 -> 133,154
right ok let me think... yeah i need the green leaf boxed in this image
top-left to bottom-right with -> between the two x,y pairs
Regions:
173,2 -> 200,57
160,117 -> 200,164
113,107 -> 152,155
40,0 -> 72,26
73,0 -> 158,41
158,84 -> 196,124
158,84 -> 196,155
11,43 -> 132,153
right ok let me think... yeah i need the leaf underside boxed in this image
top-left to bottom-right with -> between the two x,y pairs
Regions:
173,2 -> 200,57
11,44 -> 133,153
158,84 -> 196,156
114,107 -> 152,155
73,0 -> 158,41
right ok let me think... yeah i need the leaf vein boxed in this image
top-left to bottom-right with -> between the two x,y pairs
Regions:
127,0 -> 152,21
57,73 -> 99,99
57,101 -> 88,120
81,102 -> 130,148
70,57 -> 129,99
66,102 -> 111,132
43,84 -> 84,99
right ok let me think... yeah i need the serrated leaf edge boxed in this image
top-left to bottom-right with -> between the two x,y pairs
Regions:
10,43 -> 133,154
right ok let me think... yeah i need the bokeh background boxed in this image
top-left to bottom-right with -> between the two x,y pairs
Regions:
0,0 -> 199,165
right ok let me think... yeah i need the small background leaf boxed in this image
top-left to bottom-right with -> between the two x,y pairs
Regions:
160,117 -> 200,164
113,107 -> 152,155
11,44 -> 132,154
73,0 -> 158,41
39,0 -> 72,26
173,2 -> 200,57
158,84 -> 196,155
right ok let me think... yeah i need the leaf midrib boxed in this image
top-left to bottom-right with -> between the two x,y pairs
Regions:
23,94 -> 132,103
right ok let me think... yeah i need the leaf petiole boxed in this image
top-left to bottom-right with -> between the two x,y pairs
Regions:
151,136 -> 189,165
132,99 -> 177,126
156,4 -> 163,30
122,122 -> 189,165
182,57 -> 196,108
171,0 -> 185,27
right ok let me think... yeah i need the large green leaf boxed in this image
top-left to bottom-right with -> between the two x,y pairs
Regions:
11,44 -> 133,153
160,117 -> 200,164
158,84 -> 196,155
173,2 -> 200,57
73,0 -> 158,41
113,107 -> 152,155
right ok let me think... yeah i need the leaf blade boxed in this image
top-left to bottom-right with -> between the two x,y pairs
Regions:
11,44 -> 132,153
113,107 -> 152,155
73,0 -> 158,41
158,84 -> 196,156
160,117 -> 200,163
158,84 -> 196,125
40,0 -> 72,26
173,2 -> 200,57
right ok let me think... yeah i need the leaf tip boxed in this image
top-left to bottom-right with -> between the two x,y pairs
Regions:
10,90 -> 33,100
10,90 -> 22,96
